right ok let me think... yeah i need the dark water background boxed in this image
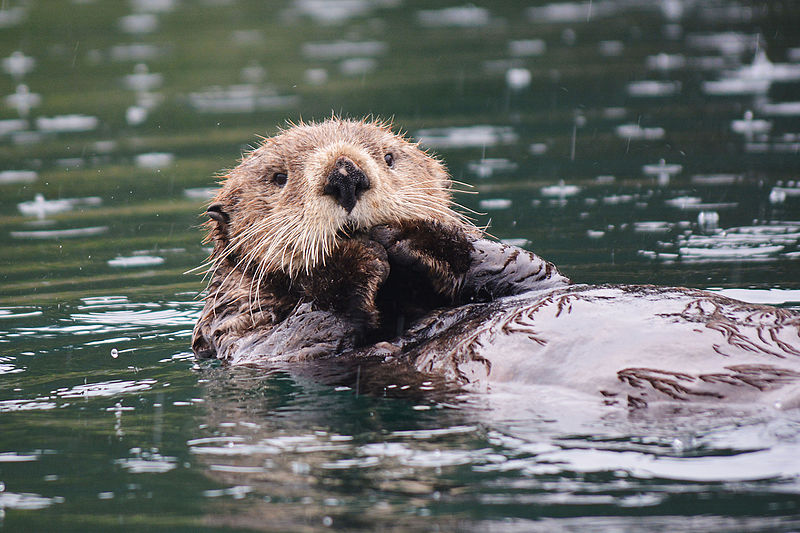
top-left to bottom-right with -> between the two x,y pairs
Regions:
2,0 -> 800,531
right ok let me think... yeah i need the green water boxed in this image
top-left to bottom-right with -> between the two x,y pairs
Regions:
2,1 -> 800,531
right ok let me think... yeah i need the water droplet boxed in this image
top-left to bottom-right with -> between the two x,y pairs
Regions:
111,348 -> 119,358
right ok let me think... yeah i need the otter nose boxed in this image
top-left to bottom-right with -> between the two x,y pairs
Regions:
323,157 -> 370,213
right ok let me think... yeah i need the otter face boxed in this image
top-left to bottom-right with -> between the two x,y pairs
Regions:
206,118 -> 463,276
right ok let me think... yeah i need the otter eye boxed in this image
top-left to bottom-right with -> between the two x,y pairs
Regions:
384,153 -> 394,167
272,172 -> 288,187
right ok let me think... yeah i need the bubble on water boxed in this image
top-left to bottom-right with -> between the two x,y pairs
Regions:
506,68 -> 531,90
111,348 -> 119,359
769,188 -> 787,205
4,84 -> 41,117
322,516 -> 333,527
126,106 -> 148,126
697,211 -> 719,231
2,51 -> 35,80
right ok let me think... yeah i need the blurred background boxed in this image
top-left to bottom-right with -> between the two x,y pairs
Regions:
1,1 -> 800,531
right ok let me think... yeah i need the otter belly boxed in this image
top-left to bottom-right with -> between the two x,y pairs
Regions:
400,285 -> 800,408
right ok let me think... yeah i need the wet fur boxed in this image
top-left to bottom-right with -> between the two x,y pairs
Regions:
192,118 -> 500,361
191,118 -> 800,408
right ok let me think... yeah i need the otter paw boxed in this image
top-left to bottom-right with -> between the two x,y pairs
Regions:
300,238 -> 390,329
370,221 -> 473,300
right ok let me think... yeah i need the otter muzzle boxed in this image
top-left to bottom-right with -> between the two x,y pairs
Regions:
323,156 -> 370,213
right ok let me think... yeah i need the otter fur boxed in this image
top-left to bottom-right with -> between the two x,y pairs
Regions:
193,118 -> 800,409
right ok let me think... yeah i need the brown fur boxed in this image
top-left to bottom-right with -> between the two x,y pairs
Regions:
192,118 -> 478,361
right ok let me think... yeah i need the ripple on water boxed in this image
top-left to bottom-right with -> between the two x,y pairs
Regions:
0,169 -> 37,184
53,379 -> 157,399
301,40 -> 386,60
466,158 -> 517,178
478,198 -> 511,210
10,226 -> 108,240
541,182 -> 580,197
35,114 -> 99,132
183,187 -> 216,199
0,452 -> 40,462
627,80 -> 681,97
17,194 -> 102,218
0,308 -> 42,319
107,255 -> 165,267
0,491 -> 64,510
415,125 -> 517,149
71,307 -> 199,327
114,448 -> 178,474
188,85 -> 299,114
417,6 -> 490,27
640,221 -> 800,263
135,152 -> 173,168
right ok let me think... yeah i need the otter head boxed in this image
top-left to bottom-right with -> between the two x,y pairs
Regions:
204,118 -> 463,276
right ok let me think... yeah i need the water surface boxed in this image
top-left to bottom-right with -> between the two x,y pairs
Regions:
2,1 -> 800,531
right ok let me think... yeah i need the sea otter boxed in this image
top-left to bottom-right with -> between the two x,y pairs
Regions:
192,118 -> 800,409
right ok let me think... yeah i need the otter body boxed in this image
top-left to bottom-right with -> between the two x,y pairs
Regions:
193,118 -> 800,408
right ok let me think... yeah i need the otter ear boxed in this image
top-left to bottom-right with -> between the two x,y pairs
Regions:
206,202 -> 230,225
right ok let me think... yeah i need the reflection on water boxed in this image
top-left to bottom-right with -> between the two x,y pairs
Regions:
1,0 -> 800,530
